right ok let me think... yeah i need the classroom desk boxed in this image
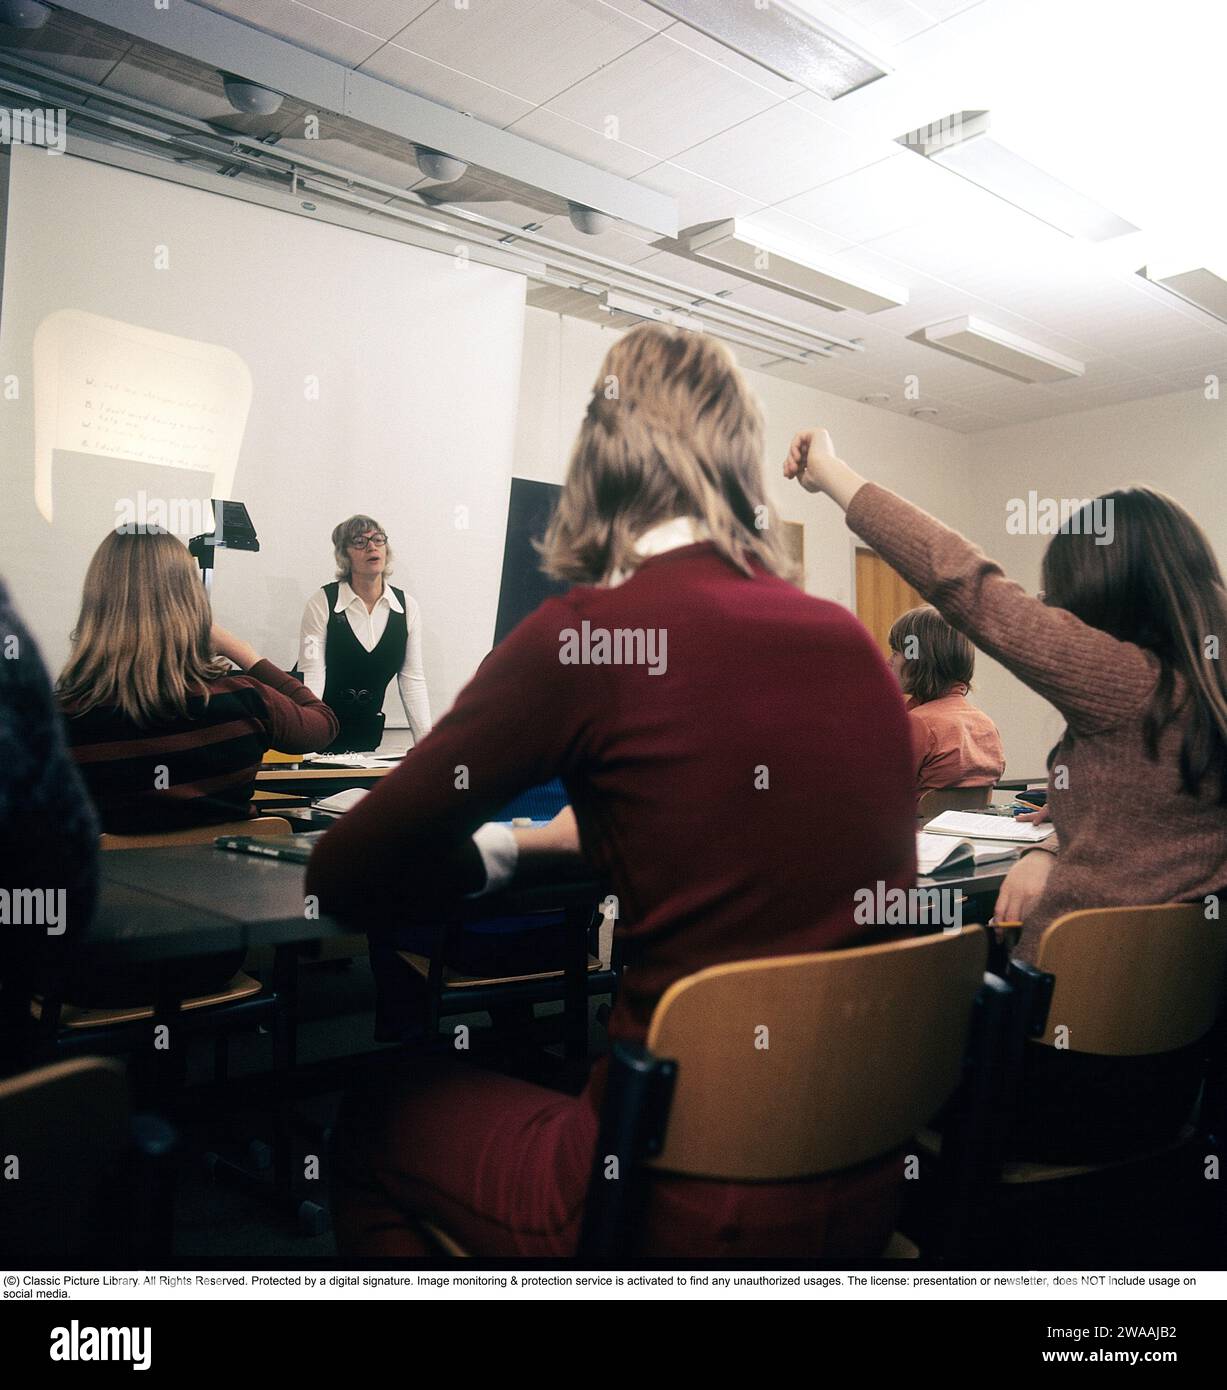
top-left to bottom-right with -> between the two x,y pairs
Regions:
89,838 -> 1010,969
89,846 -> 607,1068
918,857 -> 1013,906
254,765 -> 392,795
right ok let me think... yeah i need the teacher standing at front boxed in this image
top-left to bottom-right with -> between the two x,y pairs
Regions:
298,514 -> 432,753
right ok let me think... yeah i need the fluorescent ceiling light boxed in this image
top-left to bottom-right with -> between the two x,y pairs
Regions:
915,316 -> 1084,384
1138,261 -> 1227,325
898,111 -> 1138,242
676,219 -> 908,314
644,0 -> 892,100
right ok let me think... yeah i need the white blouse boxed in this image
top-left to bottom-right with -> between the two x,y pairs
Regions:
298,581 -> 432,744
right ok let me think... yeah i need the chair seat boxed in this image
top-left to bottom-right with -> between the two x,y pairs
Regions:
396,950 -> 603,990
917,1122 -> 1197,1184
32,971 -> 263,1030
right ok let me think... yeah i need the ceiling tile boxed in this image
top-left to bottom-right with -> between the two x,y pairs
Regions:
656,19 -> 803,98
816,0 -> 934,45
542,30 -> 781,161
671,99 -> 894,203
1156,360 -> 1227,392
633,161 -> 763,226
383,0 -> 655,106
302,1 -> 436,41
357,43 -> 535,125
1111,331 -> 1227,375
506,106 -> 658,177
776,150 -> 945,241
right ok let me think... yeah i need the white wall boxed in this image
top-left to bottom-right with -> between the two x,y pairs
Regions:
959,386 -> 1227,778
0,148 -> 525,722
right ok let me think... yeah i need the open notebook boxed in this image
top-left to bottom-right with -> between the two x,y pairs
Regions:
923,810 -> 1055,844
312,787 -> 371,816
917,831 -> 1019,876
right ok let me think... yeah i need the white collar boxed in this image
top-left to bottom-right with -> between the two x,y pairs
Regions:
607,517 -> 709,587
335,580 -> 402,614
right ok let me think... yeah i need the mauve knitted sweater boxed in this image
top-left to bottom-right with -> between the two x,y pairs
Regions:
847,483 -> 1227,962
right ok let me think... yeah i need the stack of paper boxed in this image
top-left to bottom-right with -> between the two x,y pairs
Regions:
923,810 -> 1054,844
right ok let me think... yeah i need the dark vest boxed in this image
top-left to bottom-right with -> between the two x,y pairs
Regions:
321,581 -> 407,752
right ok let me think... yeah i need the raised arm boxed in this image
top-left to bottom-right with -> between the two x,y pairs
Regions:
784,429 -> 1156,733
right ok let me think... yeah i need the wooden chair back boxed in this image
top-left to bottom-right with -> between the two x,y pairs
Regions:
644,926 -> 987,1180
1032,904 -> 1227,1055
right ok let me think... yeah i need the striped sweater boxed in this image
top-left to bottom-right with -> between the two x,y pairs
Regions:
61,660 -> 339,834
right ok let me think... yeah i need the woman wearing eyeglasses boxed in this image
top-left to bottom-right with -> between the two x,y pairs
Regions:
298,515 -> 432,753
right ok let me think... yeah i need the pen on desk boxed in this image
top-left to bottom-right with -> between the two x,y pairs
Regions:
215,838 -> 297,860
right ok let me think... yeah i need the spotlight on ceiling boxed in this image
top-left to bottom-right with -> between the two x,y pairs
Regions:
413,146 -> 467,183
568,203 -> 613,236
221,74 -> 284,116
0,0 -> 52,29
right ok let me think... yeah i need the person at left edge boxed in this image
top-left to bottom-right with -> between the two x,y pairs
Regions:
298,515 -> 432,753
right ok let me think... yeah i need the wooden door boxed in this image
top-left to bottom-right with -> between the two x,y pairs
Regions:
855,547 -> 924,659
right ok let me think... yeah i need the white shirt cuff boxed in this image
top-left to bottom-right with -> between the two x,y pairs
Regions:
469,821 -> 519,897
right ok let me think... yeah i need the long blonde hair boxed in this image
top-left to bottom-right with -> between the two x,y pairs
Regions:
59,528 -> 228,723
540,323 -> 799,584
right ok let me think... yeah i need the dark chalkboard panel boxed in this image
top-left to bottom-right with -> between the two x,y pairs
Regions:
493,477 -> 568,645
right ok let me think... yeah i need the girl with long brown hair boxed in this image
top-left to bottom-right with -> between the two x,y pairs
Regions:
786,427 -> 1227,1159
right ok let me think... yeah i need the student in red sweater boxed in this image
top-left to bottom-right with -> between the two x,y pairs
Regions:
309,324 -> 918,1258
57,527 -> 338,1005
888,604 -> 1005,803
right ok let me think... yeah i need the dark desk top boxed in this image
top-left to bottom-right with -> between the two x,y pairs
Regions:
90,846 -> 604,964
87,840 -> 1009,966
